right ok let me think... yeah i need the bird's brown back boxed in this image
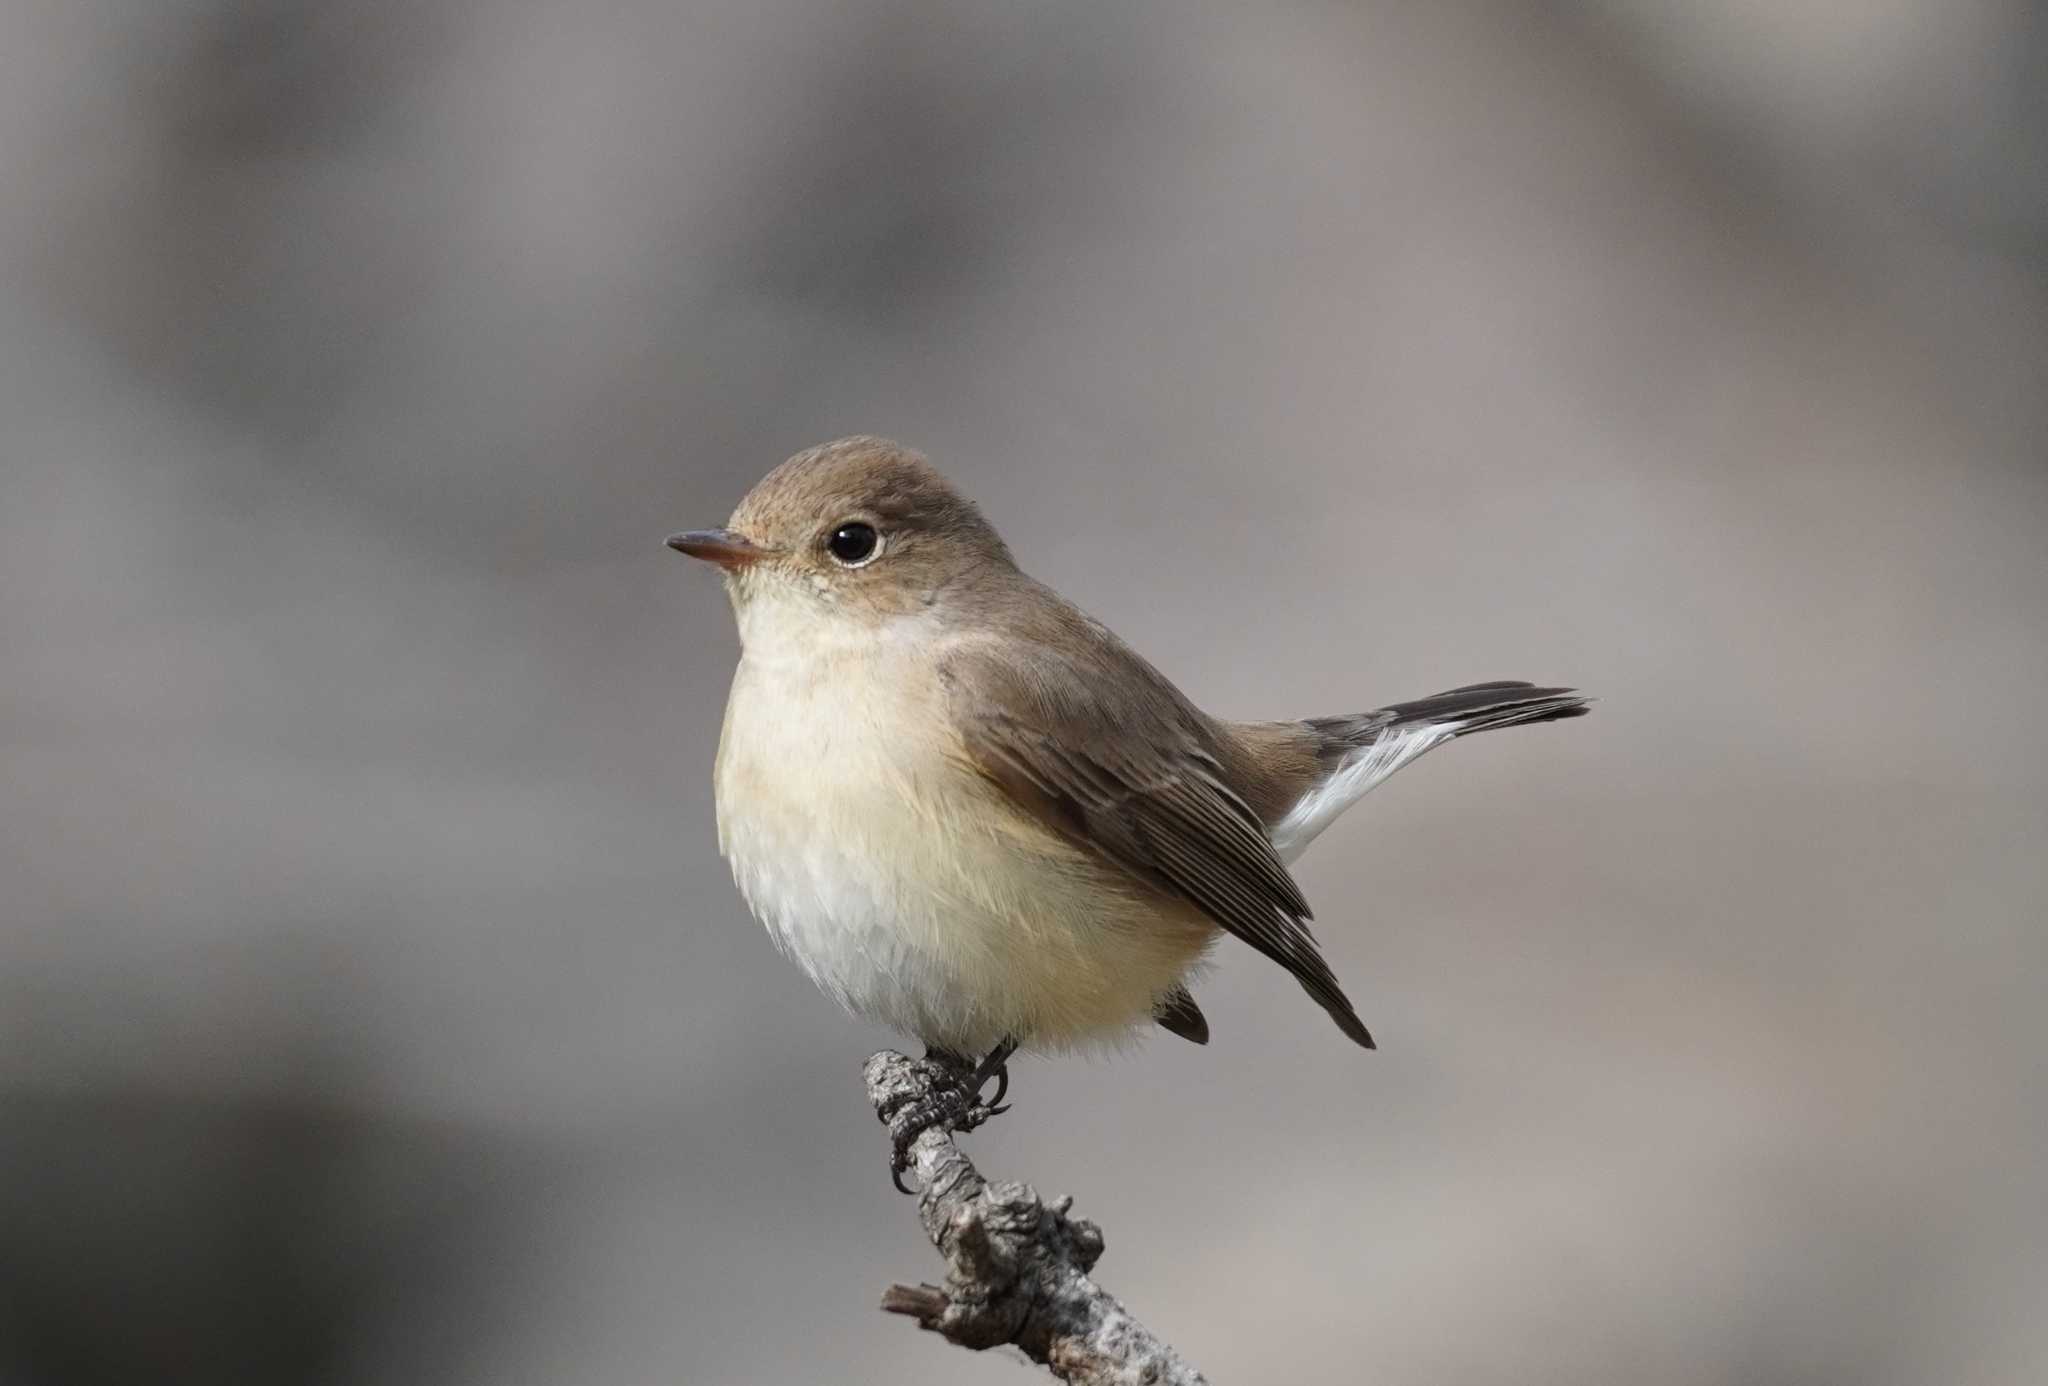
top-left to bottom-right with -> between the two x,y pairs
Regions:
1213,719 -> 1328,826
943,563 -> 1328,828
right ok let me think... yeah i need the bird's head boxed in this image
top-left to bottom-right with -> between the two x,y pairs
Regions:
667,437 -> 1016,643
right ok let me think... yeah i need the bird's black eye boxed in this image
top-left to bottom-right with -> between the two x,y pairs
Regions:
825,521 -> 881,567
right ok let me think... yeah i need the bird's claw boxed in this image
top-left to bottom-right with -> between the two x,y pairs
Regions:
885,1042 -> 1015,1193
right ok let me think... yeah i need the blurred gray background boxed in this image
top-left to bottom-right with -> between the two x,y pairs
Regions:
3,2 -> 2044,1382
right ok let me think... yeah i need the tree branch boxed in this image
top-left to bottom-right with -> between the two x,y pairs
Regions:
863,1049 -> 1208,1385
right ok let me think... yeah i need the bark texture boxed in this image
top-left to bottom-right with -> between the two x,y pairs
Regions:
864,1049 -> 1208,1385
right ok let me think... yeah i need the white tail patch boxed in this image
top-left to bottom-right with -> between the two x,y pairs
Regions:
1269,721 -> 1459,864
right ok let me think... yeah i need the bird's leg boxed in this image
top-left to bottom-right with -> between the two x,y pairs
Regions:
886,1037 -> 1020,1194
969,1036 -> 1017,1113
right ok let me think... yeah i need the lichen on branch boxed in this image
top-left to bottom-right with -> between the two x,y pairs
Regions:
864,1049 -> 1208,1385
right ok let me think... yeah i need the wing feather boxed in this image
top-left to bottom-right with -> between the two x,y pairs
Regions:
943,644 -> 1374,1048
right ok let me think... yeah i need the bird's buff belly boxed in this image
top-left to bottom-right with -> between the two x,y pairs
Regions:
715,747 -> 1214,1054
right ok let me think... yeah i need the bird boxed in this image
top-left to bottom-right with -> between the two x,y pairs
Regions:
668,437 -> 1587,1171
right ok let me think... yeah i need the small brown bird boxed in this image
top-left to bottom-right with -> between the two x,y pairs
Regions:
670,437 -> 1586,1131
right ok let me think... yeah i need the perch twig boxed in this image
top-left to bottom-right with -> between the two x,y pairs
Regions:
865,1050 -> 1208,1384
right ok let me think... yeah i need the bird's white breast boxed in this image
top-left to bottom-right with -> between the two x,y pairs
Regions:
711,595 -> 1211,1053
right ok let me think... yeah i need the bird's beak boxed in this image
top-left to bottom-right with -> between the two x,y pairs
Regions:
666,528 -> 770,570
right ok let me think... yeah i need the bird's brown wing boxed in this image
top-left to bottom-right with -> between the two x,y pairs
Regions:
941,640 -> 1374,1048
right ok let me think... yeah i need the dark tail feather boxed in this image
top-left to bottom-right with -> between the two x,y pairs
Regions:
1311,681 -> 1591,754
1269,680 -> 1589,899
1153,986 -> 1211,1045
1378,681 -> 1592,736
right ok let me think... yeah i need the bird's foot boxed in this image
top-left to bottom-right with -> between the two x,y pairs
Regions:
885,1038 -> 1018,1194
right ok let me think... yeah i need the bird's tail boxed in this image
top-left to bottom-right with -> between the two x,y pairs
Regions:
1269,681 -> 1590,862
1353,681 -> 1593,740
